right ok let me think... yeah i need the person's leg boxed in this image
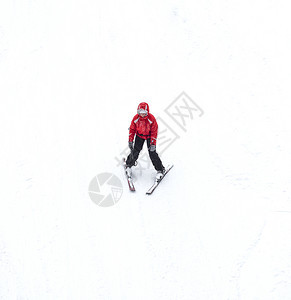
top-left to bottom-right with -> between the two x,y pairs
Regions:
147,139 -> 164,171
126,135 -> 145,167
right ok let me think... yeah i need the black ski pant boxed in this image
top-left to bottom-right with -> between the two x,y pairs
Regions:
126,135 -> 164,171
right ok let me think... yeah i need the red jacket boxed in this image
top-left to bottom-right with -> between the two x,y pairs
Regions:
128,113 -> 158,145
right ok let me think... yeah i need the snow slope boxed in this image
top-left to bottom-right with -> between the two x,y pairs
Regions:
1,0 -> 291,299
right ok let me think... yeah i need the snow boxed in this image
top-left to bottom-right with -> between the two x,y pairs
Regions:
1,0 -> 291,299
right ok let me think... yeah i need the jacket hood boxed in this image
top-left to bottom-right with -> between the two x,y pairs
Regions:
137,102 -> 150,115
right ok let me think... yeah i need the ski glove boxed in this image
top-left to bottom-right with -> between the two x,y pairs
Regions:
128,141 -> 134,151
149,144 -> 156,152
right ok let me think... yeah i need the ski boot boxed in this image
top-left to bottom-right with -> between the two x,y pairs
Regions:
156,167 -> 165,181
125,166 -> 132,178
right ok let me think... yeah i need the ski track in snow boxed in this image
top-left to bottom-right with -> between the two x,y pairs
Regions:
229,220 -> 266,299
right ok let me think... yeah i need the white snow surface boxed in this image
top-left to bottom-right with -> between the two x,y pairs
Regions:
1,0 -> 291,299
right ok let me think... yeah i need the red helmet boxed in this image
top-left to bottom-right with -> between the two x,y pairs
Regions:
137,102 -> 150,116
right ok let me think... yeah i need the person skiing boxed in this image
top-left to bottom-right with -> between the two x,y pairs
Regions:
125,102 -> 165,180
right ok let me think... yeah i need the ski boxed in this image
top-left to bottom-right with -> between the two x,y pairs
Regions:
123,158 -> 135,192
146,164 -> 174,195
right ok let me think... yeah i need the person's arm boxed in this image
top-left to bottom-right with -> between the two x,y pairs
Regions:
128,116 -> 137,150
149,116 -> 158,149
129,116 -> 137,142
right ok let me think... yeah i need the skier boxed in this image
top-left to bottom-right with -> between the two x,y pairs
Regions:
125,102 -> 165,180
